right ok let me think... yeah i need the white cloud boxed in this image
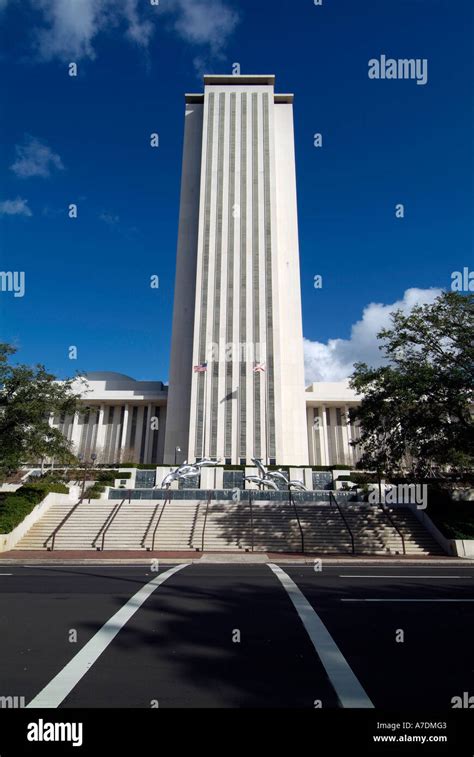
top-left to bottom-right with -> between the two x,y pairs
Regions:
164,0 -> 239,74
0,197 -> 32,216
123,0 -> 154,47
33,0 -> 155,61
29,0 -> 238,67
304,287 -> 444,384
35,0 -> 102,61
170,0 -> 239,53
11,135 -> 64,178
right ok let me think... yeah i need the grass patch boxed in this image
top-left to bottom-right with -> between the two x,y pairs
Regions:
427,500 -> 474,540
118,464 -> 156,470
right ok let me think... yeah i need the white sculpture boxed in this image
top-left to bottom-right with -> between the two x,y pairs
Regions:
161,458 -> 222,489
245,458 -> 308,491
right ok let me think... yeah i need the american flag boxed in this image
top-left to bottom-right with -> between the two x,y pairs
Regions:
193,362 -> 208,373
254,363 -> 266,373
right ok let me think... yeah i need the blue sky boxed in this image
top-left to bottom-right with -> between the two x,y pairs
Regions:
0,0 -> 472,383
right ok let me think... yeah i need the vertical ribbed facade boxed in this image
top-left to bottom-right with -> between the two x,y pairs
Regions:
165,76 -> 309,466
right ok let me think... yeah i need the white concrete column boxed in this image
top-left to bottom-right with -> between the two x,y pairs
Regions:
120,404 -> 131,461
321,405 -> 330,466
307,407 -> 315,465
95,404 -> 107,461
144,404 -> 153,464
344,405 -> 353,467
232,93 -> 242,466
314,408 -> 324,466
70,411 -> 82,455
150,407 -> 163,465
134,407 -> 144,462
341,405 -> 351,466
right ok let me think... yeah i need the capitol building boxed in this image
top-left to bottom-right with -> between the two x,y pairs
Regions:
53,76 -> 362,470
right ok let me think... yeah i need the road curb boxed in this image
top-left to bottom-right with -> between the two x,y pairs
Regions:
0,556 -> 472,566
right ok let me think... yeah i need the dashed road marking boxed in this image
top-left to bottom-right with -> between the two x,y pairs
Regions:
341,598 -> 474,603
339,575 -> 465,579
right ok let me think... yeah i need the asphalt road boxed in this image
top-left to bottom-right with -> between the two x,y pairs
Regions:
0,563 -> 473,709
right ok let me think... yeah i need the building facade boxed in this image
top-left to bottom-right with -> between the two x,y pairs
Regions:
55,373 -> 168,466
164,75 -> 308,466
51,373 -> 361,468
50,76 -> 363,468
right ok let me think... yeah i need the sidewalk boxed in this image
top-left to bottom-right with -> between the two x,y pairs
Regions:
0,549 -> 471,565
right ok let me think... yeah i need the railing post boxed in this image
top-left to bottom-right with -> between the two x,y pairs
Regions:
380,504 -> 406,555
201,497 -> 210,553
249,493 -> 254,553
330,491 -> 355,555
151,499 -> 169,552
290,490 -> 305,555
46,499 -> 82,551
95,499 -> 126,552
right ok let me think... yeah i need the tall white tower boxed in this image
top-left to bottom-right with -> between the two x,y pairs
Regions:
164,75 -> 308,466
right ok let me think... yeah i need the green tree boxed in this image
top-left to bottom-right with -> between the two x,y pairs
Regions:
0,344 -> 84,476
349,292 -> 474,478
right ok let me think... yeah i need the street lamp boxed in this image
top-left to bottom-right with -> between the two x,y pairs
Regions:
79,453 -> 97,502
78,454 -> 86,501
175,446 -> 182,466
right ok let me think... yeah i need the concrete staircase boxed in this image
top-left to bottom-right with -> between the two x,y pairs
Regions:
387,507 -> 446,556
13,498 -> 445,555
191,502 -> 253,552
297,504 -> 353,554
143,501 -> 202,551
15,499 -> 116,551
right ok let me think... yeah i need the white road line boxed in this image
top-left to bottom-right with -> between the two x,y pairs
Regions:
339,575 -> 465,579
268,564 -> 373,709
0,573 -> 13,575
27,564 -> 189,708
341,599 -> 474,603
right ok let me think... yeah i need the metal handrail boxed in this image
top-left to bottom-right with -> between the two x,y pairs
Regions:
150,499 -> 169,552
379,502 -> 406,555
249,493 -> 254,553
289,490 -> 305,554
329,491 -> 355,555
190,500 -> 202,551
142,499 -> 164,549
201,497 -> 211,553
45,499 -> 82,551
94,499 -> 126,551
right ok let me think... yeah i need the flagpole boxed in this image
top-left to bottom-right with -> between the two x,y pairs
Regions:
202,370 -> 208,461
236,383 -> 240,465
264,369 -> 269,466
